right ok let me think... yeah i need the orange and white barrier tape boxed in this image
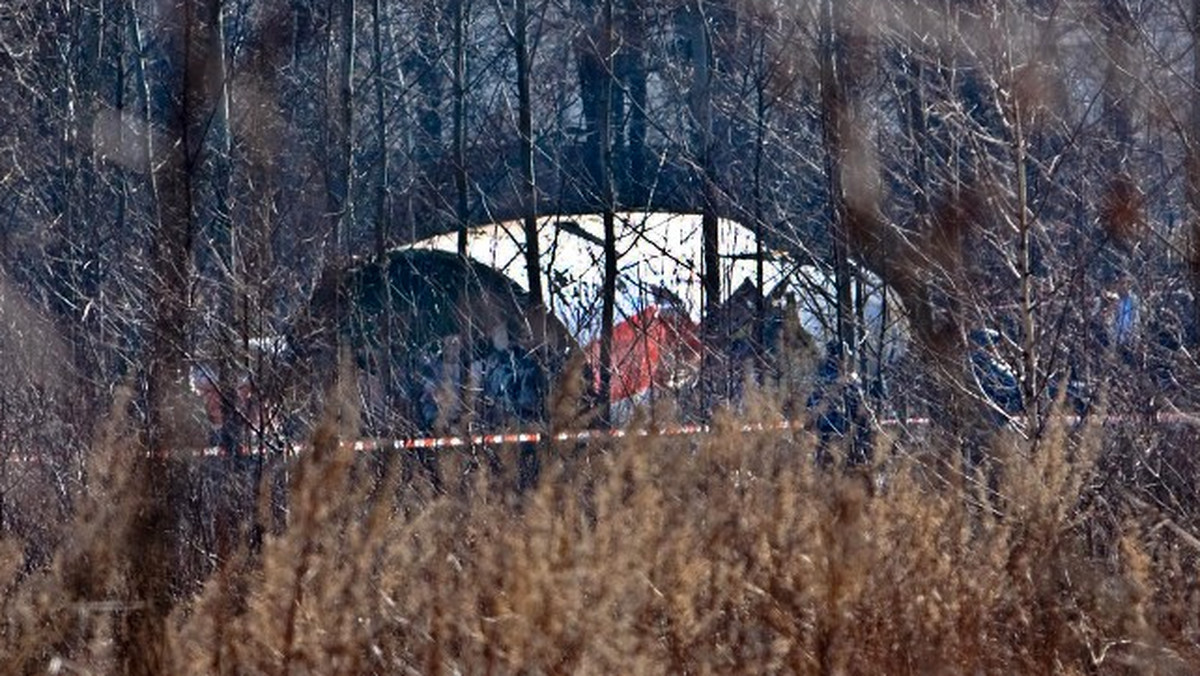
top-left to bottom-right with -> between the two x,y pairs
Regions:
6,410 -> 1198,464
4,416 -> 916,464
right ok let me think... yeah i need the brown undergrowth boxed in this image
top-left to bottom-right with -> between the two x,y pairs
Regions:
0,388 -> 1198,675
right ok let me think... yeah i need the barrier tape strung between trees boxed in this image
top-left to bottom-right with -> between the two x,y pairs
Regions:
6,409 -> 1200,464
5,416 -> 920,464
208,415 -> 940,457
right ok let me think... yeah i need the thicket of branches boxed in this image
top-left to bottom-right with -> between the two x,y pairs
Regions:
1,0 -> 1198,437
1,0 -> 1200,672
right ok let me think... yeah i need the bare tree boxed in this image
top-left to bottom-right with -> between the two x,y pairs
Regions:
328,0 -> 357,257
1188,0 -> 1200,347
497,0 -> 545,311
598,0 -> 618,418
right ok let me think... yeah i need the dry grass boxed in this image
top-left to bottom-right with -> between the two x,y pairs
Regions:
0,389 -> 1198,675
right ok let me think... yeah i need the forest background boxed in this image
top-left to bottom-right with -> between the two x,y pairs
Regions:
0,0 -> 1199,673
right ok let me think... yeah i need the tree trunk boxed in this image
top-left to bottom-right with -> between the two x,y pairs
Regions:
415,0 -> 444,168
454,0 -> 470,256
687,2 -> 721,404
1191,0 -> 1200,346
328,0 -> 356,256
373,0 -> 389,262
126,0 -> 223,670
514,0 -> 544,311
211,0 -> 241,455
819,0 -> 855,366
1014,92 -> 1038,430
751,29 -> 768,370
372,0 -> 393,428
598,0 -> 617,419
690,2 -> 719,322
622,0 -> 648,203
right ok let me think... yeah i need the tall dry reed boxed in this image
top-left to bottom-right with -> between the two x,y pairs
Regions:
0,388 -> 1197,674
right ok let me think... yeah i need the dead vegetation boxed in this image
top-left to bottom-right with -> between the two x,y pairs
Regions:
0,387 -> 1197,676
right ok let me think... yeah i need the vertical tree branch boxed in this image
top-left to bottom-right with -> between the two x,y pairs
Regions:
514,0 -> 544,312
454,0 -> 470,257
1187,0 -> 1200,346
819,0 -> 855,371
598,0 -> 617,420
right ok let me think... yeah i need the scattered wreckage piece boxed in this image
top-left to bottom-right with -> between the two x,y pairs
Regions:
294,248 -> 579,435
